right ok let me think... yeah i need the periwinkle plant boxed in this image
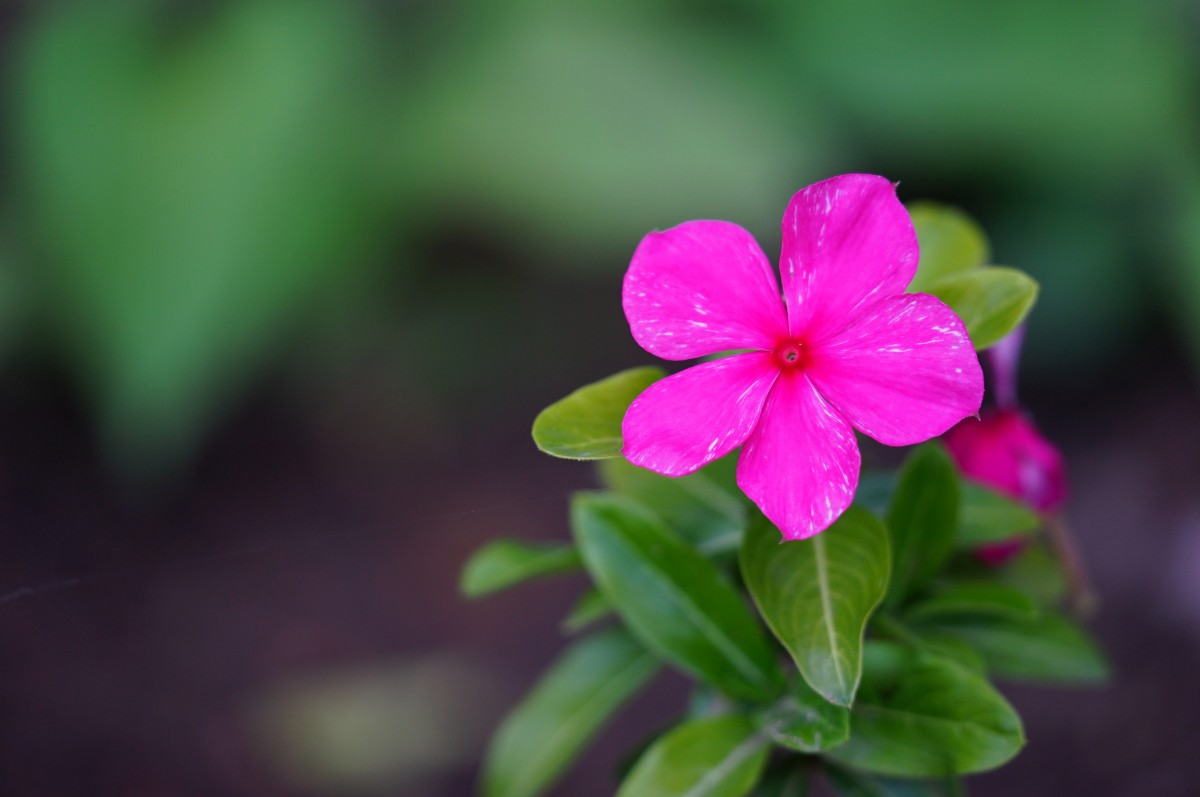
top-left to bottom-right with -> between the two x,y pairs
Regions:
463,177 -> 1107,797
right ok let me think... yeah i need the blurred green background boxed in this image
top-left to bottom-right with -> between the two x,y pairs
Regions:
1,1 -> 1199,795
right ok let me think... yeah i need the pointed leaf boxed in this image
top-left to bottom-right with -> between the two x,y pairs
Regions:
573,493 -> 784,701
482,628 -> 658,797
886,444 -> 959,608
740,508 -> 890,706
617,715 -> 770,797
906,203 -> 989,293
599,457 -> 747,555
826,649 -> 1024,777
925,268 -> 1039,351
917,612 -> 1109,684
903,582 -> 1040,624
757,676 -> 850,753
561,588 -> 612,634
461,539 -> 580,598
533,367 -> 665,459
956,480 -> 1040,547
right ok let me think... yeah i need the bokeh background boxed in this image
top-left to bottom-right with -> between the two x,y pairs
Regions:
1,1 -> 1199,794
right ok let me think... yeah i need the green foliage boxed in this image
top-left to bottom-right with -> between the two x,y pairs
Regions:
470,289 -> 1108,795
826,645 -> 1024,777
572,493 -> 784,702
617,715 -> 770,797
460,539 -> 581,598
907,203 -> 990,293
532,367 -> 665,459
925,268 -> 1040,351
482,628 -> 658,797
741,510 -> 890,706
885,444 -> 959,607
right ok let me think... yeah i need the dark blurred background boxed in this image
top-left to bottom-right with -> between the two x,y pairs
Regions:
0,1 -> 1198,795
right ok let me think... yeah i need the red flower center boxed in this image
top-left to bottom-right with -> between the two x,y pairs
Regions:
774,341 -> 806,369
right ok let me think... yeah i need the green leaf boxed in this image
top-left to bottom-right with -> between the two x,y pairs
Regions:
599,457 -> 747,555
993,542 -> 1068,606
903,582 -> 1040,624
757,675 -> 850,753
532,367 -> 665,459
561,588 -> 612,634
617,715 -> 770,797
885,444 -> 959,608
907,203 -> 989,293
956,480 -> 1040,547
753,762 -> 813,797
572,493 -> 784,702
740,508 -> 890,706
917,612 -> 1109,685
925,268 -> 1039,351
827,649 -> 1024,777
852,471 -> 896,516
460,539 -> 580,598
482,628 -> 658,797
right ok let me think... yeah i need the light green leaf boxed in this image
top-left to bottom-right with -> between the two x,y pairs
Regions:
533,367 -> 664,459
573,493 -> 784,702
886,444 -> 959,608
907,203 -> 989,293
827,649 -> 1024,777
925,267 -> 1039,351
956,480 -> 1040,547
460,539 -> 581,599
599,457 -> 747,555
903,582 -> 1040,624
740,509 -> 890,706
483,628 -> 658,797
757,676 -> 849,753
617,715 -> 770,797
918,612 -> 1109,685
561,588 -> 612,634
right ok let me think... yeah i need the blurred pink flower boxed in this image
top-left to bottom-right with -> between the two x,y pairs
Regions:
944,326 -> 1068,564
621,174 -> 984,540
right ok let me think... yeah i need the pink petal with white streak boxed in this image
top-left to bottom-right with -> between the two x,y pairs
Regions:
806,293 -> 984,446
780,174 -> 919,340
622,352 -> 780,476
736,371 -> 860,540
624,221 -> 789,360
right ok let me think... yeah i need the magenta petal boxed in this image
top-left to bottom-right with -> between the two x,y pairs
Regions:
736,372 -> 860,540
944,409 -> 1068,513
781,174 -> 919,339
807,293 -> 984,446
624,221 -> 789,360
622,352 -> 780,476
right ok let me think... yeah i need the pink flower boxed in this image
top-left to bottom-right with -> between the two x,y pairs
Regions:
620,174 -> 984,540
944,326 -> 1068,564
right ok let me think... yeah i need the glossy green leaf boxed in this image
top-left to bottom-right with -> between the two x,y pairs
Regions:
906,203 -> 989,293
956,480 -> 1040,547
885,444 -> 959,608
740,508 -> 890,706
617,715 -> 770,797
561,588 -> 612,634
599,457 -> 747,555
918,612 -> 1109,685
757,676 -> 849,753
827,649 -> 1024,777
925,267 -> 1039,351
483,628 -> 658,797
533,367 -> 664,459
460,539 -> 580,598
903,582 -> 1040,624
573,493 -> 784,701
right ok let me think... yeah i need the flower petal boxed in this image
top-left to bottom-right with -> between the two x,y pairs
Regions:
781,174 -> 919,339
624,221 -> 789,360
622,352 -> 780,476
736,372 -> 860,540
944,409 -> 1068,513
806,293 -> 984,446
